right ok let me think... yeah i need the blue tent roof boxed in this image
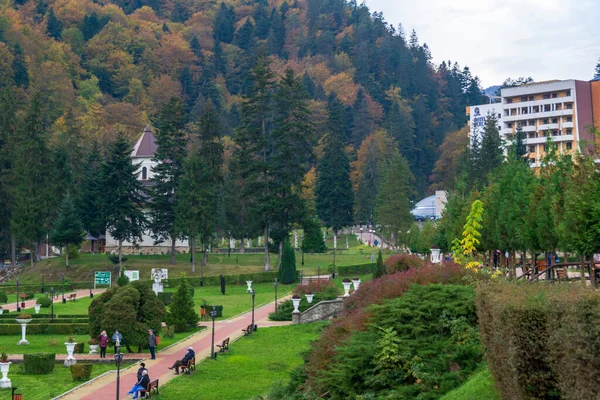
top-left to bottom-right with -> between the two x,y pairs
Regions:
411,195 -> 437,220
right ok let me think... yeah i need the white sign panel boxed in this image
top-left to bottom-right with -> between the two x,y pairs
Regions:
124,270 -> 140,281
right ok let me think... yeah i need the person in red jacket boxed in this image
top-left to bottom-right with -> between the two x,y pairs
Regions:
98,330 -> 109,359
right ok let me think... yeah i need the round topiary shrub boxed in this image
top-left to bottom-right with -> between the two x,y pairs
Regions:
36,296 -> 53,308
23,353 -> 55,375
70,363 -> 93,381
0,292 -> 7,303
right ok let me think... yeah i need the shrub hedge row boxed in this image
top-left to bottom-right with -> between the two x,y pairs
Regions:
162,271 -> 299,287
0,314 -> 88,319
0,323 -> 88,335
70,363 -> 93,381
476,282 -> 600,400
336,263 -> 376,276
0,282 -> 95,294
23,353 -> 55,375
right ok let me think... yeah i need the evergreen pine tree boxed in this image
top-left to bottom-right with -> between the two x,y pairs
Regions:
253,0 -> 271,39
50,194 -> 85,267
302,217 -> 326,253
514,124 -> 527,161
103,133 -> 147,273
279,237 -> 297,284
0,87 -> 16,265
373,249 -> 386,278
149,98 -> 187,265
350,88 -> 374,147
211,41 -> 226,76
235,18 -> 255,53
479,114 -> 504,178
356,138 -> 380,224
12,44 -> 28,88
594,58 -> 600,79
189,36 -> 204,67
166,276 -> 199,332
46,9 -> 62,39
213,2 -> 235,44
162,22 -> 170,33
268,9 -> 285,55
79,142 -> 106,244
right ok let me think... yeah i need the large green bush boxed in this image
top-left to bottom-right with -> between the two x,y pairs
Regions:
476,282 -> 600,400
23,353 -> 55,375
0,292 -> 7,303
302,217 -> 327,253
36,296 -> 53,308
157,292 -> 172,306
73,343 -> 85,353
166,276 -> 199,332
279,238 -> 297,284
70,363 -> 93,381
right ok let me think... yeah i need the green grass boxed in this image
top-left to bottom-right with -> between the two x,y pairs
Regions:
153,323 -> 327,400
20,296 -> 94,315
0,328 -> 201,355
440,365 -> 499,400
7,361 -> 134,399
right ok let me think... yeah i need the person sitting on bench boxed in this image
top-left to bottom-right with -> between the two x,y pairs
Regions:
167,347 -> 195,375
128,369 -> 150,399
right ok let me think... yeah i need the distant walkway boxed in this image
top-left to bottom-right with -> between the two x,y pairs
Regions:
60,298 -> 293,400
2,288 -> 105,313
356,231 -> 390,249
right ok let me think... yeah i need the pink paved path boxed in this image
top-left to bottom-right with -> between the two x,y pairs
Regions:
61,299 -> 291,400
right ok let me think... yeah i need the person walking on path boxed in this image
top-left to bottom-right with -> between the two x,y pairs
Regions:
112,329 -> 123,354
167,347 -> 195,375
148,329 -> 157,360
98,330 -> 109,359
128,369 -> 150,399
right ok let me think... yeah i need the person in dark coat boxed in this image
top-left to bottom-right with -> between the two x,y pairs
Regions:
128,369 -> 150,399
148,329 -> 157,360
98,330 -> 109,359
167,347 -> 195,375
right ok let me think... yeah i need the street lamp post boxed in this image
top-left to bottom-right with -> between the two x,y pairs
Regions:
50,287 -> 55,320
210,305 -> 217,359
61,273 -> 66,304
15,280 -> 20,312
360,227 -> 363,243
250,289 -> 256,331
301,236 -> 304,266
89,270 -> 93,298
274,278 -> 278,313
114,351 -> 123,400
228,231 -> 232,258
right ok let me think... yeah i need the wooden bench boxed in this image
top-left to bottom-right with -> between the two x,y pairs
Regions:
241,324 -> 253,336
139,378 -> 159,398
180,357 -> 196,375
67,293 -> 77,301
216,337 -> 230,352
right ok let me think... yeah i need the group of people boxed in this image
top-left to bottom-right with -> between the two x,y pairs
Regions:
128,362 -> 150,399
96,329 -> 123,358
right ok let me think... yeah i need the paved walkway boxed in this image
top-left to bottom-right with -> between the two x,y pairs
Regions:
2,288 -> 104,313
60,299 -> 293,400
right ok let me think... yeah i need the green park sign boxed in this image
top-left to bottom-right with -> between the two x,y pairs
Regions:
94,271 -> 111,287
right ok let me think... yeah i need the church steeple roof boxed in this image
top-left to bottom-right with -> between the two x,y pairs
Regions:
132,125 -> 157,158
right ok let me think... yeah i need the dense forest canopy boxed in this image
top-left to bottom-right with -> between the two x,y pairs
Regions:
0,0 -> 488,259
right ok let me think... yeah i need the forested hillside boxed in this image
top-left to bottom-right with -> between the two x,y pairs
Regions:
0,0 -> 487,259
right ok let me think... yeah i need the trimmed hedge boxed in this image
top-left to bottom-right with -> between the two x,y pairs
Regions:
70,363 -> 93,381
36,296 -> 53,308
0,292 -> 7,303
0,323 -> 88,335
476,282 -> 600,400
161,271 -> 298,287
336,263 -> 376,276
73,343 -> 85,353
23,353 -> 55,375
0,282 -> 94,294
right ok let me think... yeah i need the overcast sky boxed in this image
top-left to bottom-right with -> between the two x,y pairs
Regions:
363,0 -> 600,88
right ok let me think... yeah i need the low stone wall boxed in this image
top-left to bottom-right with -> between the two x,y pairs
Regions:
292,297 -> 344,324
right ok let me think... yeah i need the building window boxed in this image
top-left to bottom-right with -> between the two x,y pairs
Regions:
544,105 -> 551,112
552,130 -> 558,136
529,145 -> 535,153
566,103 -> 573,109
567,129 -> 572,135
543,144 -> 547,152
552,93 -> 558,98
507,122 -> 513,128
529,120 -> 536,126
529,96 -> 534,101
530,158 -> 536,164
507,98 -> 513,104
566,90 -> 571,96
543,94 -> 550,99
497,113 -> 501,119
543,119 -> 549,124
566,142 -> 572,150
529,133 -> 535,139
521,96 -> 527,102
552,118 -> 558,124
141,167 -> 147,180
521,107 -> 528,114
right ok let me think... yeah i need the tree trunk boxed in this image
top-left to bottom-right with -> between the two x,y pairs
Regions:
170,237 -> 176,265
65,246 -> 69,267
35,240 -> 42,262
11,235 -> 16,267
333,230 -> 337,267
202,240 -> 208,267
590,254 -> 596,288
30,242 -> 34,268
191,236 -> 196,273
580,255 -> 586,284
264,226 -> 271,271
118,240 -> 123,276
278,240 -> 283,269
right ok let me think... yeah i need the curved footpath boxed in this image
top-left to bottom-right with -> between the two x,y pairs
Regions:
59,299 -> 292,400
1,288 -> 106,313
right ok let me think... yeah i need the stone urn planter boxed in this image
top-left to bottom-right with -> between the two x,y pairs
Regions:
352,278 -> 361,291
15,315 -> 32,345
305,293 -> 314,304
291,295 -> 301,313
34,304 -> 41,314
88,344 -> 99,354
64,341 -> 77,367
342,279 -> 352,297
246,281 -> 253,293
0,307 -> 4,315
0,362 -> 11,389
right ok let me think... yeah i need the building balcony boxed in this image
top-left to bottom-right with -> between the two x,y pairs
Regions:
562,121 -> 574,128
503,108 -> 573,122
524,134 -> 574,145
538,123 -> 559,131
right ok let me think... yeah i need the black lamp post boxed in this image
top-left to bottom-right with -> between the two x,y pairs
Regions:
89,270 -> 93,299
114,351 -> 123,400
61,273 -> 66,304
250,288 -> 256,331
274,278 -> 278,313
50,287 -> 54,320
15,280 -> 20,312
210,305 -> 217,359
228,231 -> 232,258
301,235 -> 304,266
317,264 -> 321,277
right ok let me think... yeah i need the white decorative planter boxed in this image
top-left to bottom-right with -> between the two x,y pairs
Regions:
64,343 -> 77,366
34,304 -> 41,314
0,362 -> 11,388
342,281 -> 352,297
291,297 -> 301,313
352,278 -> 361,291
88,345 -> 99,354
15,319 -> 31,345
305,294 -> 314,304
430,247 -> 441,264
0,308 -> 4,315
246,281 -> 253,293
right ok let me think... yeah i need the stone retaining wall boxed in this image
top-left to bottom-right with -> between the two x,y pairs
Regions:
292,297 -> 344,324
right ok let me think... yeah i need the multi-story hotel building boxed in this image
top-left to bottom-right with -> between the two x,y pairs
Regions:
468,79 -> 600,167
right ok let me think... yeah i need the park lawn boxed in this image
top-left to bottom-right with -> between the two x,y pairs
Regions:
21,296 -> 93,315
165,281 -> 293,319
440,365 -> 499,400
8,361 -> 134,400
0,328 -> 202,355
153,323 -> 326,400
